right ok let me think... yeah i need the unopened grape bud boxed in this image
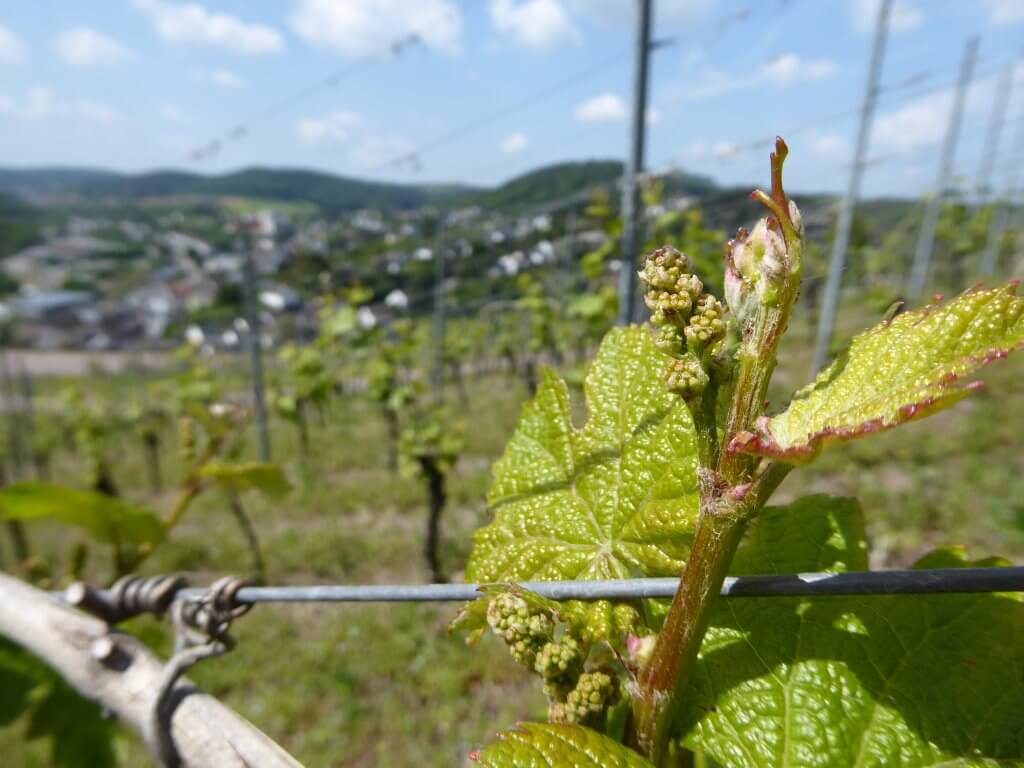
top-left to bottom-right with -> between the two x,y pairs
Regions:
565,671 -> 619,725
535,637 -> 583,683
685,294 -> 727,350
664,355 -> 709,399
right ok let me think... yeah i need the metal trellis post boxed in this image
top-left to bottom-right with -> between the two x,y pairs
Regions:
617,0 -> 653,326
432,232 -> 447,397
975,64 -> 1013,203
981,72 -> 1024,277
907,36 -> 979,305
242,227 -> 272,462
811,0 -> 891,375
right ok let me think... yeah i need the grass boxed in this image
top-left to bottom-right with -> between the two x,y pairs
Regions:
1,300 -> 1022,767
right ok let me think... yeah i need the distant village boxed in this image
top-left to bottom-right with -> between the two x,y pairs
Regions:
0,195 -> 680,352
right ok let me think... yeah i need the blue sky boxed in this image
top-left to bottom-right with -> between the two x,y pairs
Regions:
0,0 -> 1022,197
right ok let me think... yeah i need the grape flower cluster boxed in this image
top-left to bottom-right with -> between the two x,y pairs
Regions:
639,246 -> 727,400
486,591 -> 621,729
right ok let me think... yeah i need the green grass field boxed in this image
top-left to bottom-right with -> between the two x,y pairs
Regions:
2,304 -> 1023,767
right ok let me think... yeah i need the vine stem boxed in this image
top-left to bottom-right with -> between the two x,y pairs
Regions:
632,462 -> 790,762
632,138 -> 801,764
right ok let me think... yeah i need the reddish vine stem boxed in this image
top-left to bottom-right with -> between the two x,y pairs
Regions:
632,138 -> 802,764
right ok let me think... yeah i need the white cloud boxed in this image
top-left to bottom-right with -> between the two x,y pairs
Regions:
499,132 -> 528,154
680,53 -> 837,102
54,27 -> 131,66
983,0 -> 1024,24
160,103 -> 187,123
490,0 -> 580,48
0,87 -> 118,121
291,0 -> 461,57
848,0 -> 924,33
762,53 -> 835,84
297,110 -> 359,144
200,68 -> 244,88
350,134 -> 416,169
682,141 -> 706,159
575,93 -> 627,122
810,132 -> 850,159
873,88 -> 950,153
872,65 -> 1011,154
133,0 -> 283,54
0,24 -> 24,62
713,141 -> 738,160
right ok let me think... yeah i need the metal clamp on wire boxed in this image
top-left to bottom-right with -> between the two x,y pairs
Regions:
65,574 -> 188,624
148,575 -> 253,768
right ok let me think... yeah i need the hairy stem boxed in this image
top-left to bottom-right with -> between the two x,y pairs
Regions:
688,384 -> 719,469
632,461 -> 790,763
634,139 -> 801,764
633,504 -> 748,761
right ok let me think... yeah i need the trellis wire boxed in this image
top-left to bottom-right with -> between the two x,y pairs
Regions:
166,566 -> 1024,605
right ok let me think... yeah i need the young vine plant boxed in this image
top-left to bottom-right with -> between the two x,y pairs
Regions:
455,139 -> 1024,768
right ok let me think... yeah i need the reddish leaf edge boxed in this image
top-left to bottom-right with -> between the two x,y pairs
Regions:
729,283 -> 1023,463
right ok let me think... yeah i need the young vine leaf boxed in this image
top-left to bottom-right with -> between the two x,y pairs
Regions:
676,495 -> 1024,767
0,482 -> 162,548
467,326 -> 698,585
472,722 -> 653,768
198,462 -> 292,498
731,284 -> 1024,462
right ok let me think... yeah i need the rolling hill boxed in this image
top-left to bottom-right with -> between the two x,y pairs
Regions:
0,161 -> 716,215
0,166 -> 482,213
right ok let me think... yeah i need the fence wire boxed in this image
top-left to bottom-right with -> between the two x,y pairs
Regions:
162,566 -> 1024,605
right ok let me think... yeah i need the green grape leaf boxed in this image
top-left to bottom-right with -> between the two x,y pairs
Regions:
678,495 -> 1024,768
467,326 -> 698,583
26,676 -> 116,767
322,305 -> 358,338
0,637 -> 47,726
568,293 -> 609,320
472,722 -> 653,767
0,482 -> 162,546
199,462 -> 292,498
0,638 -> 116,766
730,284 -> 1024,462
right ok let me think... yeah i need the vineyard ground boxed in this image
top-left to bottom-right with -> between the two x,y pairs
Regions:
2,305 -> 1023,767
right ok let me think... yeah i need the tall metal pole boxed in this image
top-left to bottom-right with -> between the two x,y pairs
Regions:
0,348 -> 24,477
242,227 -> 271,462
907,36 -> 979,305
981,112 -> 1024,276
617,0 -> 653,326
432,237 -> 446,396
811,0 -> 891,375
16,363 -> 36,477
976,64 -> 1013,202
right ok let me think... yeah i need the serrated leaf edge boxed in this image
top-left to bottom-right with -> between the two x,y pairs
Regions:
730,284 -> 1024,461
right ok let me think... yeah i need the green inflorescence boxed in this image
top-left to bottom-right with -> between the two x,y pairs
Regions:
486,592 -> 555,668
535,637 -> 584,683
639,245 -> 728,400
485,590 -> 623,731
564,671 -> 620,726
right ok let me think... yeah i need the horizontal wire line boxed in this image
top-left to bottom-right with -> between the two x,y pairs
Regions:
167,566 -> 1024,605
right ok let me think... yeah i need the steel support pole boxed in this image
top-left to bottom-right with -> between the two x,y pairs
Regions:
617,0 -> 653,325
432,239 -> 446,396
981,76 -> 1024,276
811,0 -> 891,375
907,36 -> 979,305
242,232 -> 271,462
